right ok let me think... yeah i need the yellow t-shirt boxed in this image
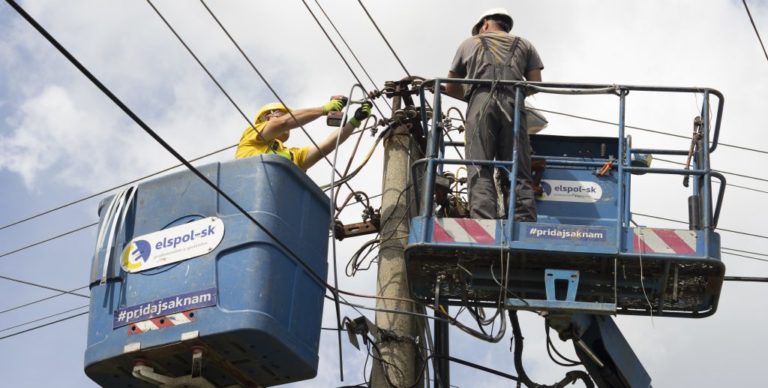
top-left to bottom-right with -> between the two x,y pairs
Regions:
235,122 -> 310,169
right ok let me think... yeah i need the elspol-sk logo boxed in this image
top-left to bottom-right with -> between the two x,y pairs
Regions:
120,239 -> 152,271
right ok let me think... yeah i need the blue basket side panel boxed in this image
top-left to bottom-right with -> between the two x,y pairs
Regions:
86,155 -> 330,385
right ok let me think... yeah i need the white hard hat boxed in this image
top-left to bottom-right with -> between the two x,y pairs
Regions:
472,7 -> 513,35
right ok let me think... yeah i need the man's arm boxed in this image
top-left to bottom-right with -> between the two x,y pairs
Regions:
302,121 -> 356,170
302,102 -> 372,170
444,71 -> 467,101
260,107 -> 323,142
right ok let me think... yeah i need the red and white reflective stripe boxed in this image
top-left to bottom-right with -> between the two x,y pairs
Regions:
633,228 -> 696,254
128,311 -> 195,335
433,218 -> 497,243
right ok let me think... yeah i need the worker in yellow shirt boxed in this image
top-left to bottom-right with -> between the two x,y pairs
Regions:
236,98 -> 372,171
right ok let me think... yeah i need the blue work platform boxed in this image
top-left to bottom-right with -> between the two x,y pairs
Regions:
84,154 -> 330,387
406,81 -> 726,318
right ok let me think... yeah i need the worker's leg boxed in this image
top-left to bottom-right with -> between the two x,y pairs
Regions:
497,97 -> 536,222
465,90 -> 498,219
513,115 -> 536,222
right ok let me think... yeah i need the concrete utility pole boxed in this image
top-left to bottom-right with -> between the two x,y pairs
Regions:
370,90 -> 423,388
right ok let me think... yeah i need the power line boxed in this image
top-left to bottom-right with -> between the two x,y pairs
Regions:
356,0 -> 412,78
742,0 -> 768,63
0,310 -> 88,341
0,222 -> 97,260
533,107 -> 768,157
313,0 -> 392,110
300,0 -> 387,122
0,275 -> 88,298
654,157 -> 768,194
722,246 -> 768,258
198,3 -> 354,378
0,286 -> 88,315
197,0 -> 359,195
6,0 -> 332,294
0,304 -> 88,334
722,250 -> 768,263
145,0 -> 260,142
724,276 -> 768,282
634,212 -> 768,241
0,144 -> 235,233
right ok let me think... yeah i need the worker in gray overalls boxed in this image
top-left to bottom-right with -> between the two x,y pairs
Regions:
445,7 -> 544,221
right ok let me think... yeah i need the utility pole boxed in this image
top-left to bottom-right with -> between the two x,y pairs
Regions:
370,82 -> 423,387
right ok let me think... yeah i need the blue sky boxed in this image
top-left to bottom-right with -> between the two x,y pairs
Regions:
1,1 -> 768,387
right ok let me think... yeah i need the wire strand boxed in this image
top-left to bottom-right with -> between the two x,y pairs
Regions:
742,0 -> 768,63
532,107 -> 768,156
0,275 -> 88,298
0,222 -> 97,260
313,0 -> 392,110
633,212 -> 768,241
0,304 -> 88,334
356,0 -> 411,78
0,286 -> 89,315
0,310 -> 88,341
0,144 -> 235,233
197,0 -> 357,194
6,0 -> 334,295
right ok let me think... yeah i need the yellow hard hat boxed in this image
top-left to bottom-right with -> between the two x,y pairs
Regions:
254,102 -> 289,124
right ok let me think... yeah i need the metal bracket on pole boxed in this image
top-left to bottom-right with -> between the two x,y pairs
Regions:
334,220 -> 380,241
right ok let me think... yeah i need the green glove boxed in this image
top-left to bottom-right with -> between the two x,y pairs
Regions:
322,99 -> 344,115
349,102 -> 372,128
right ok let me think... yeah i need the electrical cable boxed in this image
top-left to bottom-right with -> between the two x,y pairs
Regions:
0,285 -> 88,315
299,0 -> 388,124
411,354 -> 521,386
196,0 -> 358,195
531,107 -> 768,157
725,276 -> 768,282
0,304 -> 88,334
509,310 -> 594,388
742,0 -> 768,63
654,157 -> 768,194
722,246 -> 768,259
6,0 -> 336,300
722,250 -> 768,263
145,0 -> 269,140
0,275 -> 88,298
0,144 -> 235,233
633,212 -> 768,241
544,321 -> 581,367
0,310 -> 88,341
356,0 -> 411,78
326,87 -> 375,381
313,0 -> 392,110
0,222 -> 97,260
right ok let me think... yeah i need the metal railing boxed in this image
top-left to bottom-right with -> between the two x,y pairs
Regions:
412,79 -> 725,254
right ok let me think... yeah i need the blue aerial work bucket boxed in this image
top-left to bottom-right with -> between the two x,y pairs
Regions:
84,154 -> 330,387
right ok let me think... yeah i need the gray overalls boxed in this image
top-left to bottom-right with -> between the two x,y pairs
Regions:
464,35 -> 536,221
